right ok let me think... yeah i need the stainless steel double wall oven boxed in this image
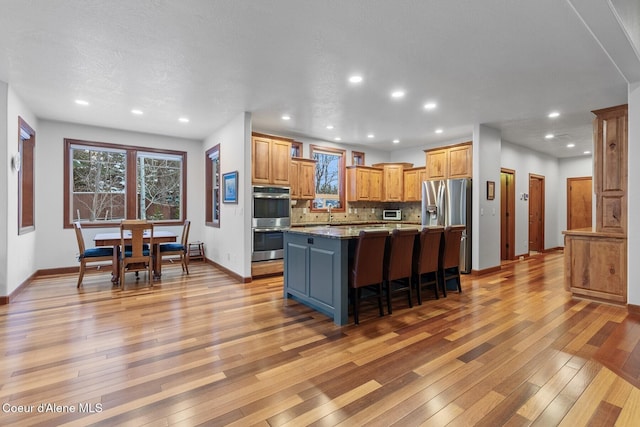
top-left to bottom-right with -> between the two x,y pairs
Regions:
251,186 -> 290,262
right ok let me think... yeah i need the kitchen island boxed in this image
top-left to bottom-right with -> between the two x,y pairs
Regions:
283,223 -> 422,325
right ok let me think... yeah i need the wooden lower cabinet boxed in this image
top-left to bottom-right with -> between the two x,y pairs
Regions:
564,230 -> 627,304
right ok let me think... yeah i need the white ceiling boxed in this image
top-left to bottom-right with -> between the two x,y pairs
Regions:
1,0 -> 639,158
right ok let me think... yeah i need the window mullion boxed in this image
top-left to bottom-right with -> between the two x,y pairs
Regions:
126,150 -> 138,219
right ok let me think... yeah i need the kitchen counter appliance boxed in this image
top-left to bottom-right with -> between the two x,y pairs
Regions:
382,209 -> 402,221
252,186 -> 290,262
422,178 -> 472,273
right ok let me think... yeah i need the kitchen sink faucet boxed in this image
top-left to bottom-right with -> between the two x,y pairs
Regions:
328,205 -> 332,224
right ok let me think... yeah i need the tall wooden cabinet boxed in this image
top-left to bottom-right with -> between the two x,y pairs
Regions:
425,142 -> 472,180
252,135 -> 291,185
564,104 -> 627,305
593,105 -> 627,234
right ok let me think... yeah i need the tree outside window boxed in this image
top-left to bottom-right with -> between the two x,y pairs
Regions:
138,153 -> 182,220
310,145 -> 345,211
64,139 -> 186,227
71,147 -> 126,222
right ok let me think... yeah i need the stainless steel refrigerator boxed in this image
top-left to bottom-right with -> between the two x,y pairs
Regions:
421,178 -> 472,273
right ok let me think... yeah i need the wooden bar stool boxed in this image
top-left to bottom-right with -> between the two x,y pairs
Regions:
383,228 -> 418,314
440,225 -> 466,296
413,226 -> 444,304
349,230 -> 389,325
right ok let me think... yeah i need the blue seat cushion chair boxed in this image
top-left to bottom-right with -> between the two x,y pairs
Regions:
80,247 -> 113,259
159,243 -> 185,252
123,248 -> 151,257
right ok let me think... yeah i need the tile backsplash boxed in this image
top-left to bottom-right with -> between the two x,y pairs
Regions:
291,200 -> 421,225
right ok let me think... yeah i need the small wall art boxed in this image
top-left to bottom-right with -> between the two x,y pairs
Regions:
222,171 -> 238,203
487,180 -> 495,200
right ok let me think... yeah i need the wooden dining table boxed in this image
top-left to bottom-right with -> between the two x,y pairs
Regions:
94,230 -> 177,285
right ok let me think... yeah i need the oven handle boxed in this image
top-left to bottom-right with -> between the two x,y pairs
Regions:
253,227 -> 288,232
252,193 -> 291,199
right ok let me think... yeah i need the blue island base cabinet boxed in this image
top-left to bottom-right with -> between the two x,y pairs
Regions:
283,231 -> 351,325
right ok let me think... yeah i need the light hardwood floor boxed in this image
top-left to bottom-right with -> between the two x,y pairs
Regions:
1,252 -> 639,426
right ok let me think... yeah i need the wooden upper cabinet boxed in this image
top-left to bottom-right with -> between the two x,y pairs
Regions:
347,166 -> 372,201
346,166 -> 383,202
448,144 -> 472,178
593,104 -> 627,234
425,149 -> 447,180
403,167 -> 425,201
291,158 -> 316,200
369,168 -> 383,201
252,135 -> 291,185
425,142 -> 472,180
252,136 -> 272,184
383,164 -> 404,201
372,162 -> 412,202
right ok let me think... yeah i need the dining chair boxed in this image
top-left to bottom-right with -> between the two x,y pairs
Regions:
119,220 -> 154,288
413,226 -> 444,304
440,225 -> 466,296
74,222 -> 113,288
349,230 -> 389,325
159,220 -> 191,274
383,228 -> 418,314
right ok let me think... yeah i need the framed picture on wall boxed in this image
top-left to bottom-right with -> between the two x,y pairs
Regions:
222,171 -> 238,203
487,180 -> 495,200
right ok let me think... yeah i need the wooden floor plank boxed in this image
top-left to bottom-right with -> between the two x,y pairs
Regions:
0,253 -> 639,426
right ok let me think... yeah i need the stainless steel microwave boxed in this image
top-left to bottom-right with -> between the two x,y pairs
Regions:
382,209 -> 402,221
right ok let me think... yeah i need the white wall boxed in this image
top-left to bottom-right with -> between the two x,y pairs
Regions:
500,141 -> 563,253
473,124 -> 502,271
5,87 -> 39,295
628,82 -> 640,305
203,112 -> 251,278
390,136 -> 472,166
36,120 -> 203,271
291,137 -> 390,166
0,81 -> 8,296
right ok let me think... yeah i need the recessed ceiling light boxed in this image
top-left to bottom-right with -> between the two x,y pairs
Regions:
334,137 -> 342,141
391,90 -> 405,99
131,109 -> 143,115
584,150 -> 591,155
75,99 -> 89,106
435,128 -> 443,134
326,125 -> 334,130
423,102 -> 437,110
178,117 -> 189,123
281,114 -> 291,120
567,143 -> 575,148
393,139 -> 400,144
545,134 -> 554,139
348,75 -> 363,83
548,111 -> 560,118
367,134 -> 375,138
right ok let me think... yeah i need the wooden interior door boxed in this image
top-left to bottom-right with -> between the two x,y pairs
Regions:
529,174 -> 545,253
567,177 -> 592,230
501,169 -> 515,260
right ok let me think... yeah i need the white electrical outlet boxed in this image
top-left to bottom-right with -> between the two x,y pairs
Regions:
303,207 -> 307,214
371,208 -> 375,213
354,208 -> 358,214
348,208 -> 352,214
